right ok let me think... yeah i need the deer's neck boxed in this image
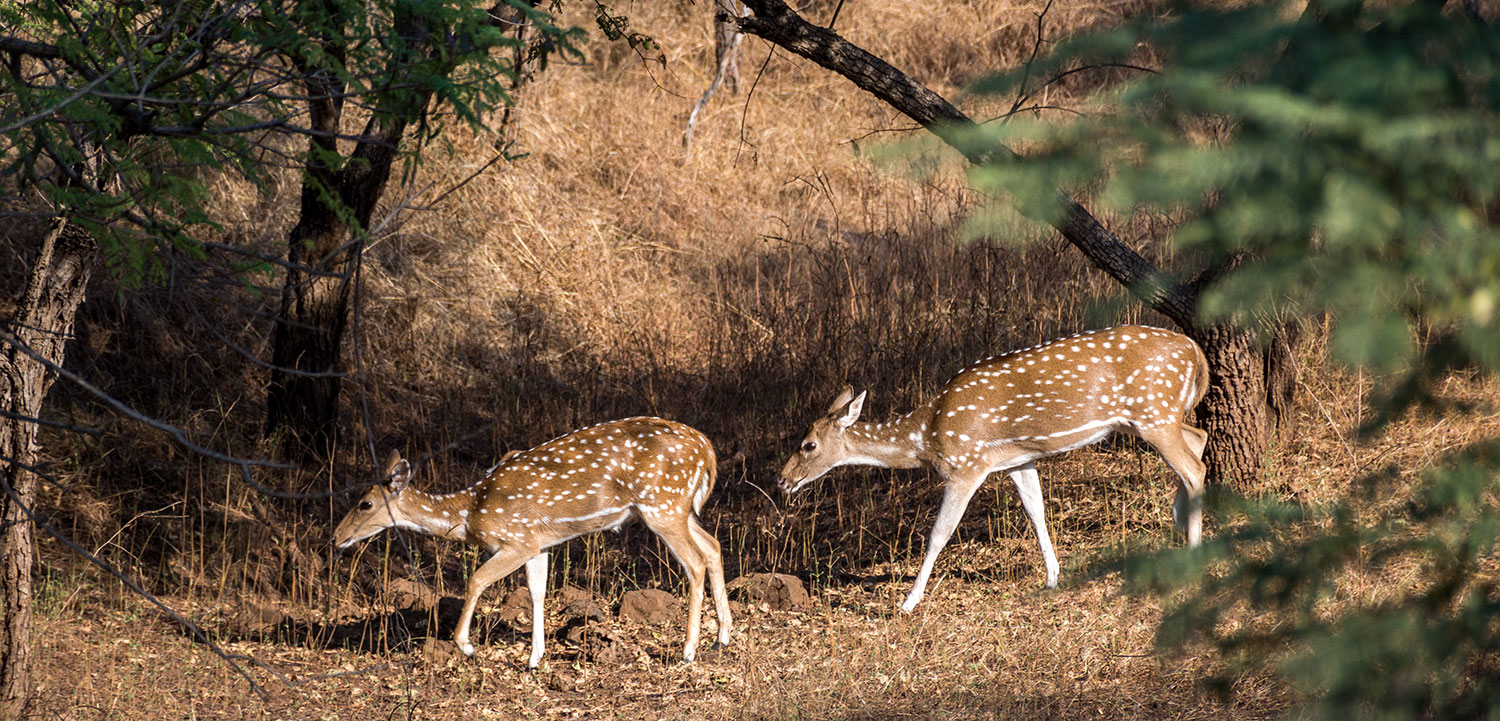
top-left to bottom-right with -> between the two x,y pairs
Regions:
397,486 -> 479,543
844,398 -> 936,470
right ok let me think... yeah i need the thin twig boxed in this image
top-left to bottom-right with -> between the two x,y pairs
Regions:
0,328 -> 386,503
0,408 -> 105,436
186,299 -> 348,379
734,41 -> 778,164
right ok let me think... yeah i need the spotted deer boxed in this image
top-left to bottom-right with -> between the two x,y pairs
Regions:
334,417 -> 733,668
780,326 -> 1209,610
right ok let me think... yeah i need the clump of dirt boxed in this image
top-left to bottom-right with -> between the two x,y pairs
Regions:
728,573 -> 809,611
619,588 -> 679,624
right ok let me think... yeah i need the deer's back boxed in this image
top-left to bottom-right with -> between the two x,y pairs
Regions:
476,417 -> 715,520
928,326 -> 1203,466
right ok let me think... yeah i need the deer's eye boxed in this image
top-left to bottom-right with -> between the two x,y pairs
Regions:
801,441 -> 817,453
358,500 -> 374,511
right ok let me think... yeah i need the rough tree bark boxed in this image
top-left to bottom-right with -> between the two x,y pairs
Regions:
0,218 -> 97,719
733,0 -> 1270,485
1196,325 -> 1270,484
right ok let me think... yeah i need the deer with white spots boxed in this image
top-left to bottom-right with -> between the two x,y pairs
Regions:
780,326 -> 1209,610
333,417 -> 732,668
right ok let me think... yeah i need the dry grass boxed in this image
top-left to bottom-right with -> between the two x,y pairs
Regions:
11,0 -> 1499,717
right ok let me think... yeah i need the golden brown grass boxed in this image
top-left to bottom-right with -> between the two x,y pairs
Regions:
16,0 -> 1500,718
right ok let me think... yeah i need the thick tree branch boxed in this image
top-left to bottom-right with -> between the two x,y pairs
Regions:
733,0 -> 1199,329
0,36 -> 61,59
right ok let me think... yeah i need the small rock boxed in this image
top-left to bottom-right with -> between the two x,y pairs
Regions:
562,621 -> 625,663
618,589 -> 678,625
421,637 -> 461,666
234,603 -> 287,635
726,573 -> 809,611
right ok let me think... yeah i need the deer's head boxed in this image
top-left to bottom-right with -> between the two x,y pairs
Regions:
333,451 -> 413,548
779,387 -> 866,494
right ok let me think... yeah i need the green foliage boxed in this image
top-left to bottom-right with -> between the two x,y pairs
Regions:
964,0 -> 1500,717
593,2 -> 658,58
964,0 -> 1500,394
1,0 -> 585,285
1123,445 -> 1500,720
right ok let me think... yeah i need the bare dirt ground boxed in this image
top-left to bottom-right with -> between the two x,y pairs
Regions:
29,545 -> 1286,721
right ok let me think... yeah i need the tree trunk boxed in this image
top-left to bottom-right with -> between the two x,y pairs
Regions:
265,8 -> 421,460
0,218 -> 96,719
685,0 -> 749,145
732,0 -> 1271,484
264,125 -> 412,457
265,223 -> 355,459
1263,318 -> 1301,440
1192,324 -> 1269,488
265,55 -> 354,459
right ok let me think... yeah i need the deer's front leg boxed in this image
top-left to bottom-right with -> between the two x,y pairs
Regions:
901,470 -> 987,612
523,552 -> 549,669
1008,463 -> 1060,588
454,546 -> 533,657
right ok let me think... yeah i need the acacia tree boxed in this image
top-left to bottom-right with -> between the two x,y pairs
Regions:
732,0 -> 1277,485
263,0 -> 577,458
0,0 -> 579,712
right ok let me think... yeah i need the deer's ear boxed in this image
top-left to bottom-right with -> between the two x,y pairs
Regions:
385,454 -> 412,492
826,385 -> 856,414
835,390 -> 867,429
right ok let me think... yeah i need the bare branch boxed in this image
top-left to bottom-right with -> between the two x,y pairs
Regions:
0,409 -> 104,437
734,0 -> 1199,329
185,299 -> 348,379
0,36 -> 62,59
0,327 -> 387,501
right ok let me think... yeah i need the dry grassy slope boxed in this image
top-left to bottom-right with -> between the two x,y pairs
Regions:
25,0 -> 1500,717
352,0 -> 1166,454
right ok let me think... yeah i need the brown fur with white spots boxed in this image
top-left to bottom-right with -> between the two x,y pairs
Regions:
334,417 -> 732,668
780,326 -> 1209,610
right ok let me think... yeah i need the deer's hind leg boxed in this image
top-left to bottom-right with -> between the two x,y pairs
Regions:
1009,462 -> 1060,588
688,516 -> 732,649
641,512 -> 710,663
1141,425 -> 1208,547
1181,424 -> 1207,461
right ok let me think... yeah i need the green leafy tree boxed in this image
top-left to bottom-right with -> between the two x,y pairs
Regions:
262,0 -> 580,459
964,0 -> 1500,716
0,0 -> 581,712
